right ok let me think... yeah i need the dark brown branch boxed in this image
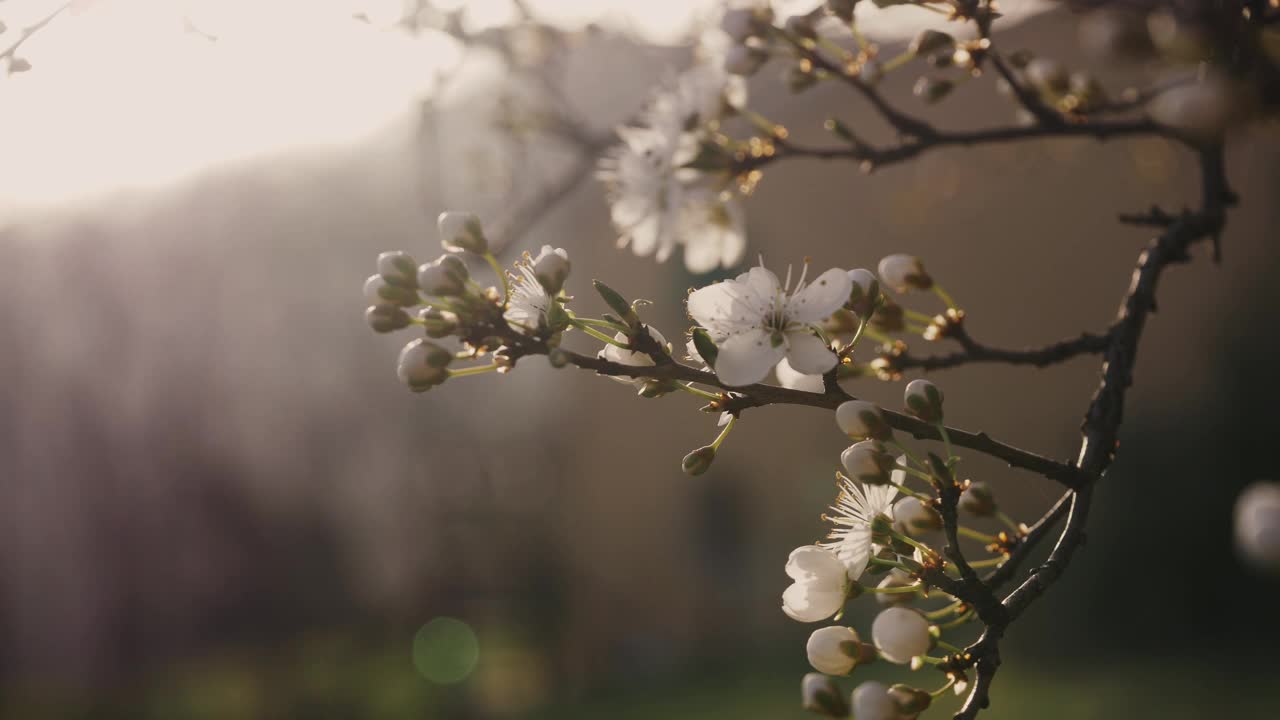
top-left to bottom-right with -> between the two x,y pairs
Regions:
949,143 -> 1233,720
540,345 -> 1087,490
895,327 -> 1111,372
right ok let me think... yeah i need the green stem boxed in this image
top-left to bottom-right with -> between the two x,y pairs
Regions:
879,50 -> 916,73
932,284 -> 958,309
930,677 -> 957,699
677,383 -> 721,402
865,583 -> 923,595
935,421 -> 954,465
570,318 -> 628,348
957,526 -> 998,544
569,314 -> 630,334
997,511 -> 1022,533
483,252 -> 510,305
710,416 -> 737,451
936,611 -> 975,631
863,327 -> 895,345
965,556 -> 1006,569
890,529 -> 938,560
448,363 -> 500,378
903,307 -> 936,324
868,556 -> 916,574
936,640 -> 964,654
924,602 -> 963,620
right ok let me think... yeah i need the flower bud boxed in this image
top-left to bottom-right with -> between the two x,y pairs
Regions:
366,304 -> 411,334
851,681 -> 898,720
893,496 -> 943,535
1024,58 -> 1069,95
959,480 -> 997,517
913,77 -> 953,104
910,30 -> 953,56
836,400 -> 892,441
871,607 -> 930,664
888,684 -> 932,715
1234,481 -> 1280,573
682,446 -> 717,476
437,211 -> 488,254
417,256 -> 469,297
903,379 -> 944,422
801,673 -> 848,717
846,268 -> 879,317
841,440 -> 895,485
417,306 -> 458,338
364,274 -> 418,307
806,626 -> 862,676
869,302 -> 904,333
377,250 -> 419,288
1149,77 -> 1243,139
877,254 -> 932,293
783,545 -> 848,623
1077,9 -> 1153,62
397,339 -> 452,392
725,43 -> 769,77
875,570 -> 916,608
721,4 -> 773,43
532,245 -> 571,295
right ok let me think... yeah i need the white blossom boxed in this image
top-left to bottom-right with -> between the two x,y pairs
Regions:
687,263 -> 852,386
820,471 -> 901,579
1235,481 -> 1280,573
599,327 -> 670,385
806,626 -> 860,675
871,607 -> 931,664
504,251 -> 562,335
782,545 -> 848,623
680,190 -> 748,275
851,681 -> 899,720
775,357 -> 825,392
597,125 -> 690,264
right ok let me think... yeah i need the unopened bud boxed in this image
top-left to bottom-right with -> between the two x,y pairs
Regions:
851,681 -> 898,720
417,306 -> 458,338
877,254 -> 932,293
530,245 -> 571,295
593,280 -> 639,327
841,440 -> 895,485
875,571 -> 917,608
638,378 -> 678,398
437,211 -> 488,254
366,304 -> 411,333
903,379 -> 944,422
846,268 -> 880,317
869,302 -> 904,333
871,607 -> 931,664
959,481 -> 997,517
364,274 -> 418,307
377,251 -> 419,288
418,255 -> 469,297
913,77 -> 953,104
894,496 -> 943,535
888,685 -> 932,715
801,673 -> 848,717
396,338 -> 452,392
836,400 -> 893,441
910,30 -> 953,56
1234,481 -> 1280,573
682,445 -> 717,476
725,42 -> 769,77
547,348 -> 571,369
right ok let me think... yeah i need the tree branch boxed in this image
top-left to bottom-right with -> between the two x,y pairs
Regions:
893,326 -> 1111,372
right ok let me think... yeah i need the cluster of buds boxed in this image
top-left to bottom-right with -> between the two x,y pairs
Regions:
721,2 -> 775,76
362,212 -> 575,393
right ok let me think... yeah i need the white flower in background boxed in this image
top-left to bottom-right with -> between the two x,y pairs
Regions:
598,327 -> 670,384
851,681 -> 900,720
598,125 -> 690,264
872,607 -> 931,664
680,190 -> 748,275
687,264 -> 852,386
782,545 -> 848,622
504,247 -> 569,334
775,357 -> 825,392
806,626 -> 860,675
1235,481 -> 1280,573
821,471 -> 901,579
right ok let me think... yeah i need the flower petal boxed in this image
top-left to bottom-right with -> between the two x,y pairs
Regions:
782,582 -> 845,623
787,267 -> 853,324
775,358 -> 825,393
714,328 -> 786,387
785,545 -> 846,582
785,331 -> 838,376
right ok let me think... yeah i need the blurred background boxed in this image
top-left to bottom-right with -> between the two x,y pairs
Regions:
2,1 -> 1278,718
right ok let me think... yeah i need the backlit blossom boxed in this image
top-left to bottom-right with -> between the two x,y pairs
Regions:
687,263 -> 852,386
821,470 -> 901,580
505,247 -> 570,334
782,545 -> 848,623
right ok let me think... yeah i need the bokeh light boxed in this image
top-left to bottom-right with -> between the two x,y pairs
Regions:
412,617 -> 480,685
